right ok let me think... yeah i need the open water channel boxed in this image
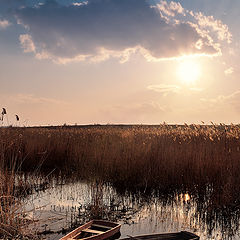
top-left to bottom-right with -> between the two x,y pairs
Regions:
21,178 -> 240,240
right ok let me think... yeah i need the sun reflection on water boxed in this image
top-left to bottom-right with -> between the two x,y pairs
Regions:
22,179 -> 240,240
184,193 -> 190,202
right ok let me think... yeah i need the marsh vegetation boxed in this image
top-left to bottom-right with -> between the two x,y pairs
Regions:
1,124 -> 240,239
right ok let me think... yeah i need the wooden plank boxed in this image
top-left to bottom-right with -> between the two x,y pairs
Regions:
60,220 -> 121,240
59,220 -> 93,240
91,224 -> 113,230
82,228 -> 105,234
120,231 -> 200,240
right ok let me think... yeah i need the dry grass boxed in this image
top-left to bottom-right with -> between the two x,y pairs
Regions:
0,169 -> 34,239
1,124 -> 240,238
1,124 -> 240,205
0,135 -> 42,239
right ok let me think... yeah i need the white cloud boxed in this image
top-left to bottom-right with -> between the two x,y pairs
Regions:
15,0 -> 231,63
0,19 -> 10,29
201,91 -> 240,111
148,84 -> 181,95
194,12 -> 232,44
72,1 -> 88,6
224,67 -> 234,75
148,84 -> 203,96
19,34 -> 36,53
156,1 -> 185,17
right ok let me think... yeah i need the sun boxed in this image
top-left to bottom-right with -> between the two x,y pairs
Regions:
177,59 -> 201,84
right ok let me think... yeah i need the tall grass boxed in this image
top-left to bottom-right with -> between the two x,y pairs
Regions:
0,133 -> 42,239
2,124 -> 240,238
0,165 -> 30,238
1,124 -> 240,204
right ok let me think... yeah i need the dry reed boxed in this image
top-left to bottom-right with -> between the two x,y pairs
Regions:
1,124 -> 240,205
0,133 -> 41,239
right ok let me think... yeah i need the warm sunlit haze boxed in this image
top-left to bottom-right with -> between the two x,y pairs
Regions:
177,59 -> 201,85
2,2 -> 240,240
0,0 -> 239,126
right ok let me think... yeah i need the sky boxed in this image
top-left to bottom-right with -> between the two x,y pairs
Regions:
0,0 -> 240,126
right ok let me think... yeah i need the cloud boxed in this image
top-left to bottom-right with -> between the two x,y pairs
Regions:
148,84 -> 203,96
194,12 -> 232,44
224,67 -> 234,75
0,19 -> 10,29
72,1 -> 88,6
19,34 -> 36,52
147,84 -> 181,95
15,0 -> 231,63
7,93 -> 67,105
155,1 -> 185,17
19,94 -> 65,105
156,1 -> 232,51
0,93 -> 66,108
201,90 -> 240,110
0,93 -> 67,112
0,93 -> 69,126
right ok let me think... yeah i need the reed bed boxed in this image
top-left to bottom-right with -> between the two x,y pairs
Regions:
1,124 -> 240,198
0,134 -> 44,239
0,167 -> 34,239
1,124 -> 240,238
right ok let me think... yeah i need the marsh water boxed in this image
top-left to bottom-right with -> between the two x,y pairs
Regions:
21,177 -> 240,240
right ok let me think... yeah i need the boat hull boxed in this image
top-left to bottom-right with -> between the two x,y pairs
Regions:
60,220 -> 121,240
120,231 -> 199,240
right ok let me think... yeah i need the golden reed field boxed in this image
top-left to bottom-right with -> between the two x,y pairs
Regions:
1,124 -> 240,238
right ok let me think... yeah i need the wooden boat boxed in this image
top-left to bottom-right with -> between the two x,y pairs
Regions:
60,220 -> 121,240
120,231 -> 199,240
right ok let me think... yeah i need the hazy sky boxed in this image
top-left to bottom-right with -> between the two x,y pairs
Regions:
0,0 -> 239,125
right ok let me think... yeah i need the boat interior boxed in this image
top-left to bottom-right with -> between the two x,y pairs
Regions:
74,223 -> 113,239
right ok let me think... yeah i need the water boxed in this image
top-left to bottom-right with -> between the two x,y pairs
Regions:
21,178 -> 240,240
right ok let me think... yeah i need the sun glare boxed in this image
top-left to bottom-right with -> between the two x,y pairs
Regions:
177,60 -> 201,84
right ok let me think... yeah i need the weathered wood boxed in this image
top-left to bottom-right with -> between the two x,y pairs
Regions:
120,231 -> 199,240
82,228 -> 104,234
127,235 -> 142,240
91,224 -> 113,230
59,220 -> 121,240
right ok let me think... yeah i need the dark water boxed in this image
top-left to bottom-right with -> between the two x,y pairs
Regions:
22,179 -> 240,240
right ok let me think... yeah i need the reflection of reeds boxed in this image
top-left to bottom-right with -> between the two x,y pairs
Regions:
0,170 -> 18,237
0,134 -> 23,238
89,180 -> 105,219
0,168 -> 31,238
1,124 -> 240,203
0,136 -> 44,239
